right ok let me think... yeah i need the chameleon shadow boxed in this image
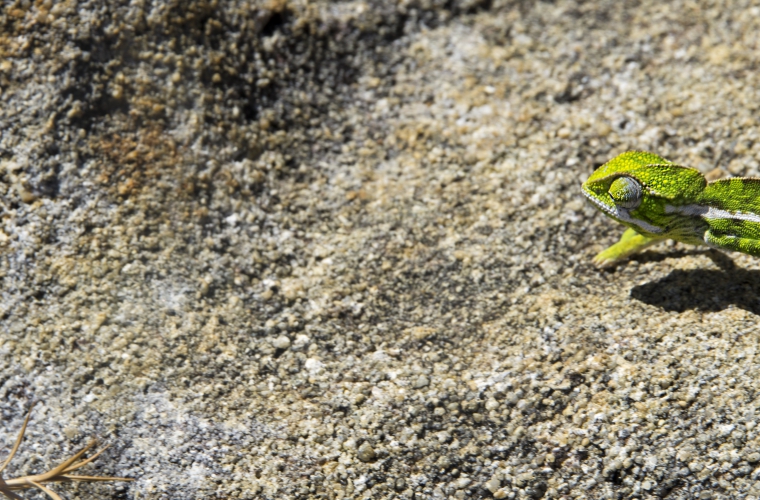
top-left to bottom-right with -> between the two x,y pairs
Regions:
630,252 -> 760,315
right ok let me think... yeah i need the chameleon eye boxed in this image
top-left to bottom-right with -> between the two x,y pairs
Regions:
608,176 -> 642,209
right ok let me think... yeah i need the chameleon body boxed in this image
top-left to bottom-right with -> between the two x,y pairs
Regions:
582,151 -> 760,267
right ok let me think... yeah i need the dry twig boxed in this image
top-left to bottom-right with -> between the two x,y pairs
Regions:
0,402 -> 133,500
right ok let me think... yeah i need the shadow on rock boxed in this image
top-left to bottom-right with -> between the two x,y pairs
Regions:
630,251 -> 760,314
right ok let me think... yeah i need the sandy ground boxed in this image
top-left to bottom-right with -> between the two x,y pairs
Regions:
2,1 -> 760,498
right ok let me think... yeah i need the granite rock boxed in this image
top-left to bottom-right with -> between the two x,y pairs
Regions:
2,1 -> 760,499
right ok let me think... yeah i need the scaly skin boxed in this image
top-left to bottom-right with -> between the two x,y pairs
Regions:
582,151 -> 760,267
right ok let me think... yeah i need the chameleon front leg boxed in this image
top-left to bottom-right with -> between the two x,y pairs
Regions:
704,229 -> 760,257
593,227 -> 664,267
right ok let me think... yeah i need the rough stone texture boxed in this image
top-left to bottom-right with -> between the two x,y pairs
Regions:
2,0 -> 760,499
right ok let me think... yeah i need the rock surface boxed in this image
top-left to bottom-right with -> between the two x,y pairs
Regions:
2,0 -> 760,499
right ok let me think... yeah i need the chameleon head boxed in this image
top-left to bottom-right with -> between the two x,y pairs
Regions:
581,151 -> 707,236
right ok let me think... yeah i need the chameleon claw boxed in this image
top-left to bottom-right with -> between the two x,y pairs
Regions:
592,252 -> 620,268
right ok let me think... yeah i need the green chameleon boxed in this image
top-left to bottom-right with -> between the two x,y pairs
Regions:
582,150 -> 760,267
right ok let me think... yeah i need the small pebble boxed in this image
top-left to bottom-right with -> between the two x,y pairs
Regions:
412,376 -> 429,389
272,335 -> 291,350
356,442 -> 376,463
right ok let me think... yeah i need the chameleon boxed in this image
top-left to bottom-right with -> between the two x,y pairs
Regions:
582,150 -> 760,267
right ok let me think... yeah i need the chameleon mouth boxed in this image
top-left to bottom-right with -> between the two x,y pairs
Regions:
582,189 -> 663,234
582,189 -> 616,217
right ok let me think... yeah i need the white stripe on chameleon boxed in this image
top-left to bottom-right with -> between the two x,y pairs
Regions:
665,204 -> 760,224
614,209 -> 664,234
583,191 -> 663,234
